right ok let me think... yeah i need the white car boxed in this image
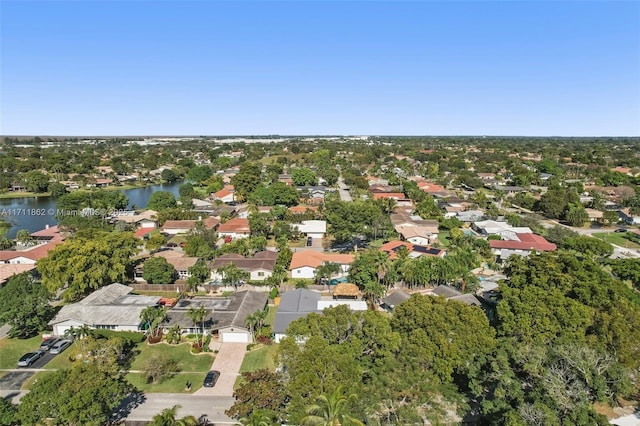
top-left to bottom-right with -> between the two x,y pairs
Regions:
49,339 -> 73,354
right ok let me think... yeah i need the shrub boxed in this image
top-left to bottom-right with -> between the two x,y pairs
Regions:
92,329 -> 146,344
268,287 -> 279,299
256,335 -> 273,345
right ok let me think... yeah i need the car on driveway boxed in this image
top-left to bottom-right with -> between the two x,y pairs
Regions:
17,351 -> 45,367
39,337 -> 61,351
615,228 -> 628,233
49,339 -> 73,354
203,370 -> 220,387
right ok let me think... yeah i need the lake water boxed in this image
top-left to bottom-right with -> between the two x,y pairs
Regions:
0,181 -> 182,238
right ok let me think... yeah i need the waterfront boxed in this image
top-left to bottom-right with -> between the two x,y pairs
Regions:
0,181 -> 182,238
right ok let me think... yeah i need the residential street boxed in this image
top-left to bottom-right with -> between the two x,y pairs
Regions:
118,393 -> 237,425
337,176 -> 352,202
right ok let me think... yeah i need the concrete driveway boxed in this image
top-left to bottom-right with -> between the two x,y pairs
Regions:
195,343 -> 246,397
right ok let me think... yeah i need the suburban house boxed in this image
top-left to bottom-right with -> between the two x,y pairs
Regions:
381,290 -> 411,312
209,250 -> 278,282
0,226 -> 65,265
218,217 -> 251,240
289,250 -> 354,279
379,240 -> 446,260
48,283 -> 161,335
112,209 -> 158,229
0,263 -> 37,286
489,233 -> 557,260
619,208 -> 640,225
290,220 -> 327,241
161,216 -> 220,235
456,210 -> 485,223
473,220 -> 532,239
162,290 -> 267,343
135,250 -> 199,281
585,208 -> 604,222
427,285 -> 483,307
211,188 -> 235,204
273,289 -> 367,343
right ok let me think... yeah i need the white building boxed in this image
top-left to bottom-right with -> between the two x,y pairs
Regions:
48,284 -> 161,336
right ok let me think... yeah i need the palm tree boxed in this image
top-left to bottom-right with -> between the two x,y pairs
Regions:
165,324 -> 182,345
239,410 -> 277,426
244,312 -> 258,339
147,404 -> 200,426
315,262 -> 341,286
301,386 -> 364,426
186,304 -> 207,348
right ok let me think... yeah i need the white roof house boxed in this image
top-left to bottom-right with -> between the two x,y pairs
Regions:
291,220 -> 327,239
473,220 -> 532,239
48,283 -> 161,336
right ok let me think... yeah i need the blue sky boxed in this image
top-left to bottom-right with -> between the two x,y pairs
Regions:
1,1 -> 639,136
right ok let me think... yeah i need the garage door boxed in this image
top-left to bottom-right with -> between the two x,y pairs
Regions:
221,332 -> 249,343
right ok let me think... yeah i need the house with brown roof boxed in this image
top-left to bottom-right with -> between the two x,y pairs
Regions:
161,216 -> 219,235
289,250 -> 354,279
380,240 -> 446,260
209,251 -> 278,282
218,217 -> 251,240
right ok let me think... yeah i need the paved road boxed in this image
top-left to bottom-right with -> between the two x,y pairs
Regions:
337,176 -> 352,202
195,343 -> 246,397
121,393 -> 237,424
0,351 -> 62,391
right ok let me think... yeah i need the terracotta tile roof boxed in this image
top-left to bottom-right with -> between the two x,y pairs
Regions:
213,189 -> 233,199
162,220 -> 196,230
134,228 -> 153,238
0,239 -> 64,262
288,205 -> 318,213
489,233 -> 556,251
30,226 -> 61,238
0,263 -> 37,283
289,251 -> 355,270
372,192 -> 406,200
218,217 -> 250,233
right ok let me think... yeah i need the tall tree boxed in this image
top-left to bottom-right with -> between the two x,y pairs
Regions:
38,231 -> 140,301
0,273 -> 55,338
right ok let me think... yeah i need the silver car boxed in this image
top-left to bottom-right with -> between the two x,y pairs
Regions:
17,351 -> 44,367
49,339 -> 73,354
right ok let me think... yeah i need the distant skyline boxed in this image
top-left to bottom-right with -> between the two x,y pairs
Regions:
1,1 -> 639,137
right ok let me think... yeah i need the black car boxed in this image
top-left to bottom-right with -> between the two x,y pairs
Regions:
203,370 -> 220,387
306,236 -> 313,246
39,337 -> 61,351
615,228 -> 628,233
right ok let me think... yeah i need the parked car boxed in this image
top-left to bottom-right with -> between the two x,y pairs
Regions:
615,228 -> 628,233
203,370 -> 220,387
49,339 -> 73,354
39,337 -> 61,351
306,236 -> 313,246
17,351 -> 44,367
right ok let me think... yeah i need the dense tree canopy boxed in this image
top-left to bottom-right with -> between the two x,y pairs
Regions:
38,231 -> 140,301
0,273 -> 55,338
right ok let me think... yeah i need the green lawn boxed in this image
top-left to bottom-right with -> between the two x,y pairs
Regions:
592,232 -> 640,249
239,344 -> 278,373
438,230 -> 451,247
129,342 -> 214,373
126,372 -> 205,393
0,336 -> 44,369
